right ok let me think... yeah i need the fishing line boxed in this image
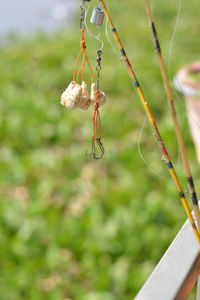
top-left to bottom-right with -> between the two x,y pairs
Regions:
105,1 -> 121,59
133,72 -> 170,180
168,0 -> 182,81
61,0 -> 106,160
166,0 -> 198,139
84,2 -> 104,51
130,67 -> 180,184
104,0 -> 174,180
168,0 -> 200,178
99,0 -> 200,243
150,0 -> 153,14
138,117 -> 168,181
148,0 -> 189,196
145,0 -> 200,231
104,3 -> 167,178
167,0 -> 189,144
104,1 -> 165,176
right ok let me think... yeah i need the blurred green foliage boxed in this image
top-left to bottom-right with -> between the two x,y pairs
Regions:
0,0 -> 200,299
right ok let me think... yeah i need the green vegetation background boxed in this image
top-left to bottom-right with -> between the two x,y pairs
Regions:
0,0 -> 199,299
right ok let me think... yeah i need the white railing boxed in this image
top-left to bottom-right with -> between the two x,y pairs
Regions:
135,217 -> 200,300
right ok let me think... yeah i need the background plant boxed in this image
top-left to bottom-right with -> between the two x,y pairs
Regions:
0,1 -> 199,299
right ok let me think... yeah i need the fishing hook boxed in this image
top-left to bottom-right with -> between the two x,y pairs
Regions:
86,137 -> 104,160
86,137 -> 95,159
94,138 -> 104,160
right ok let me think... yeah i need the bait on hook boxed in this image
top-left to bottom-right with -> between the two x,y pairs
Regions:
60,0 -> 106,160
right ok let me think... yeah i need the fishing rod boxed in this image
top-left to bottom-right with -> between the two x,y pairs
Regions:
144,0 -> 200,232
99,0 -> 200,245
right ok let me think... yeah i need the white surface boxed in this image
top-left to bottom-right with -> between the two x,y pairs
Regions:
135,219 -> 199,300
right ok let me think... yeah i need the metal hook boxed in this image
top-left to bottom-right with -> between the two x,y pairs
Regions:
86,137 -> 95,159
86,137 -> 104,160
94,138 -> 104,160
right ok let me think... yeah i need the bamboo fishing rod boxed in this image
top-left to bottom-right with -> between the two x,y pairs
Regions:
99,0 -> 200,245
144,0 -> 200,232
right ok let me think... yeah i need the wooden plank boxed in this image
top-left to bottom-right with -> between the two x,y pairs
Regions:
135,219 -> 200,300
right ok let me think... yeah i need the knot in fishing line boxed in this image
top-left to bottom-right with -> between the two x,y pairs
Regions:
94,101 -> 99,110
81,32 -> 86,50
